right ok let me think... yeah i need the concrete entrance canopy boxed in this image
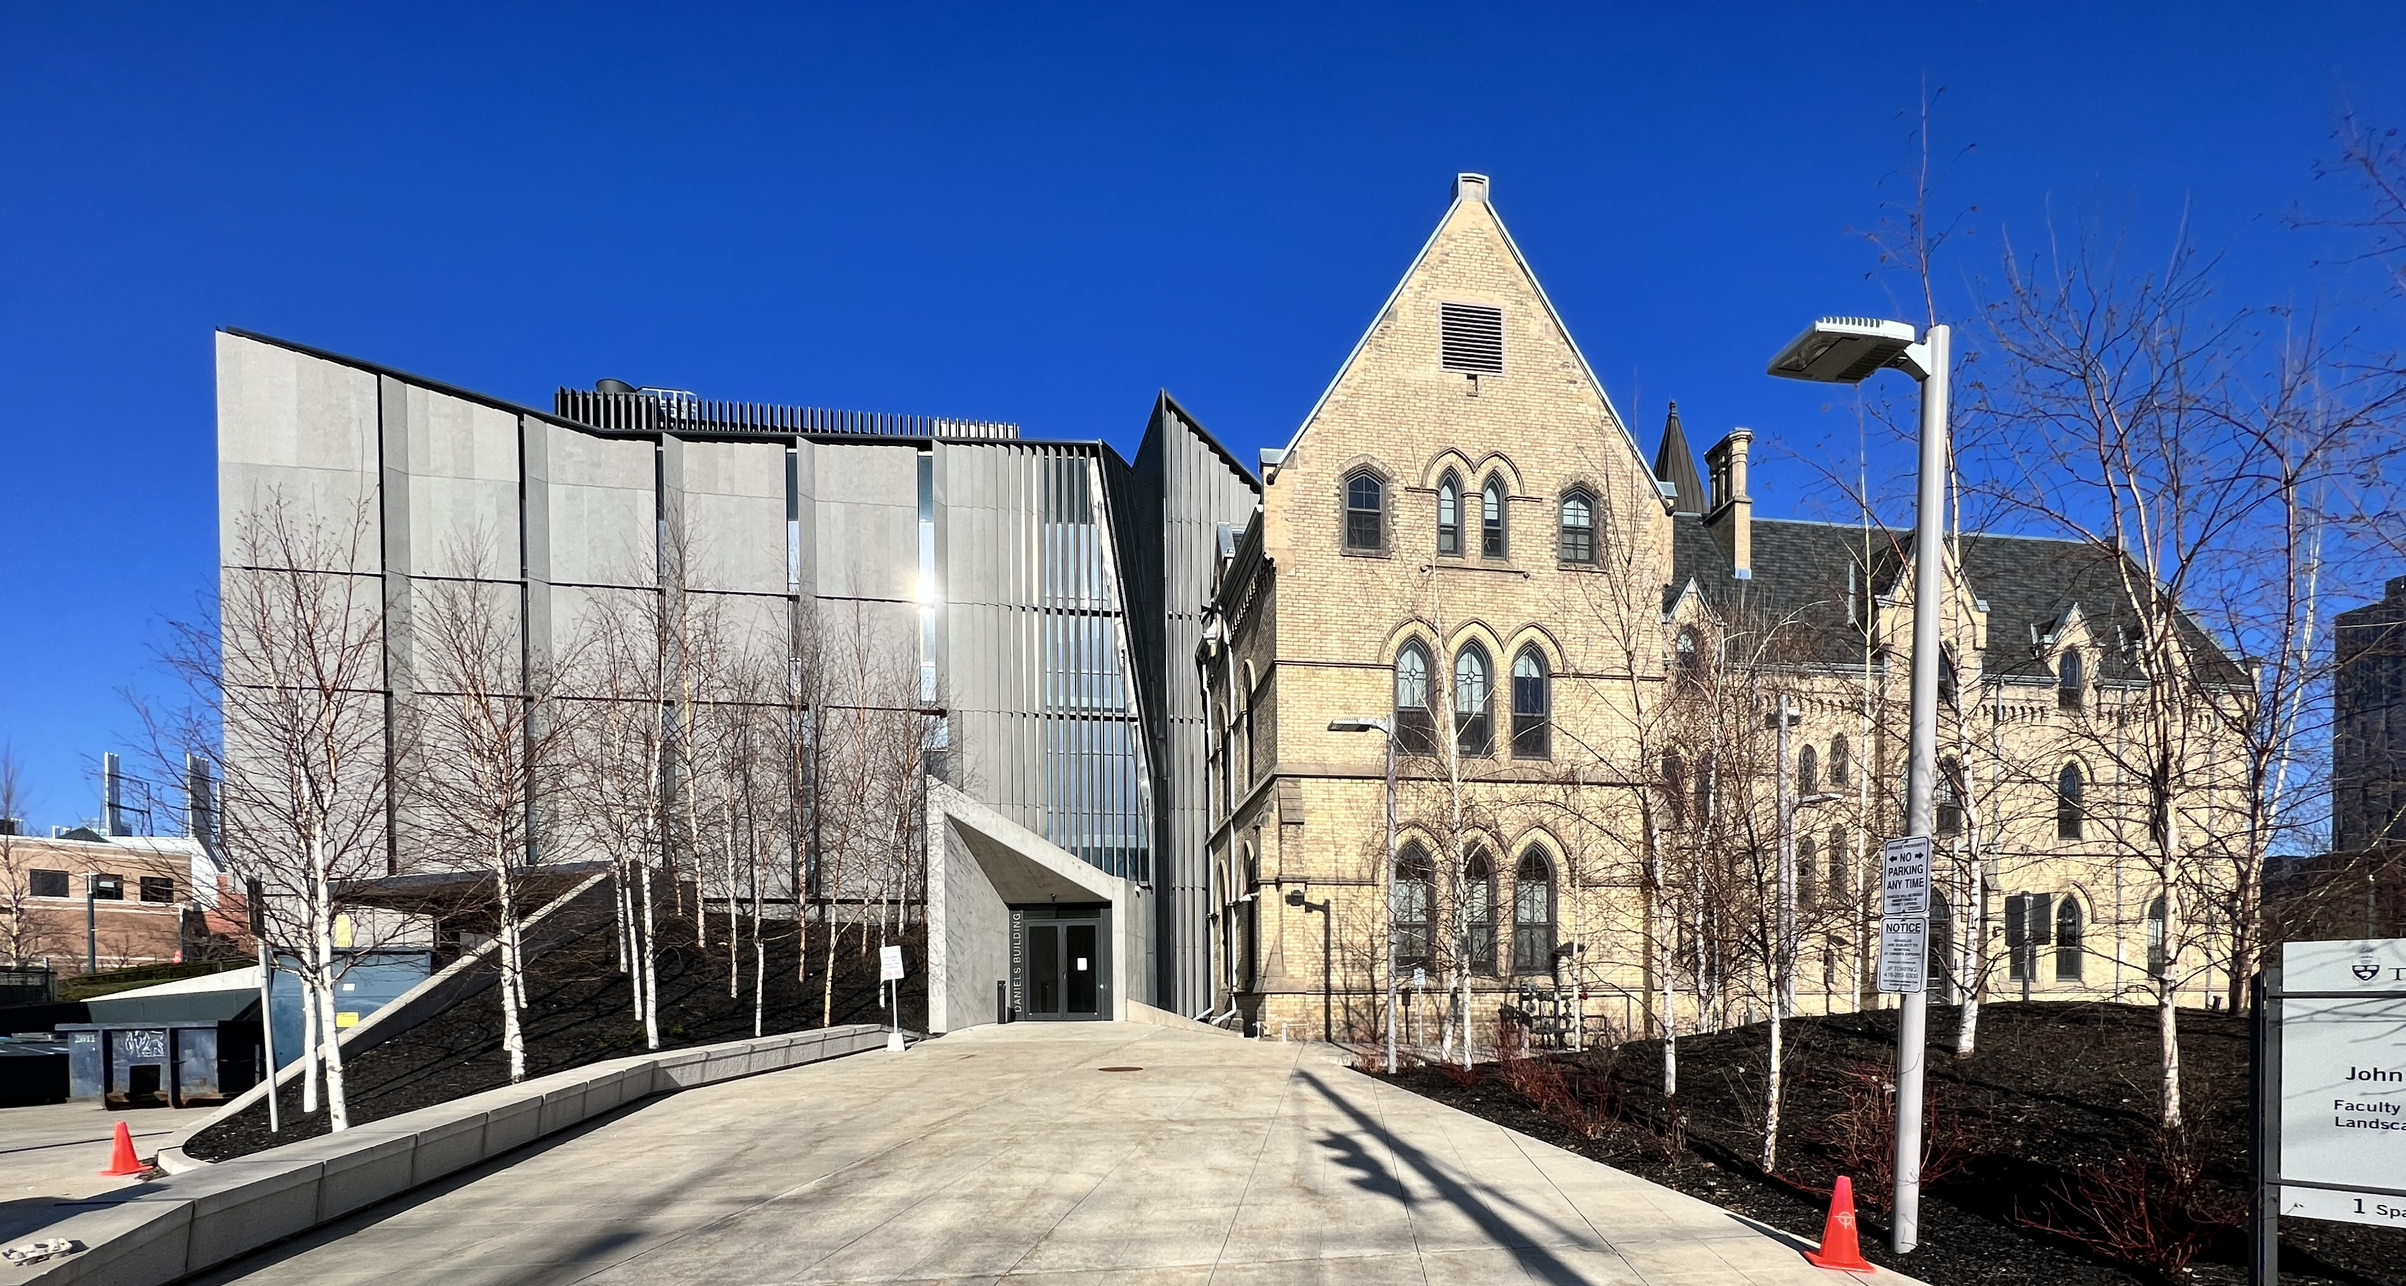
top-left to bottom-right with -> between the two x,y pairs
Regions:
926,782 -> 1145,1031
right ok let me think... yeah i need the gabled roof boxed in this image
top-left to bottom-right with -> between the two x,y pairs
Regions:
1276,175 -> 1654,483
1668,514 -> 2248,684
1652,403 -> 1706,517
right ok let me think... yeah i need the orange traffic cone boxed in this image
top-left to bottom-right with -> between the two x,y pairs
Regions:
100,1121 -> 146,1177
1803,1175 -> 1876,1273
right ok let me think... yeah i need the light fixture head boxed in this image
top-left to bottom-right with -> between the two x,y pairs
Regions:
1284,888 -> 1306,908
1327,718 -> 1388,734
1767,317 -> 1921,384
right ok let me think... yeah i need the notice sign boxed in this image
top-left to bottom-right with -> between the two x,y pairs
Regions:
1877,915 -> 1927,995
1882,836 -> 1932,917
2279,939 -> 2406,1229
880,945 -> 906,983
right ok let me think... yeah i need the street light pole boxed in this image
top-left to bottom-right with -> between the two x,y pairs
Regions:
1892,321 -> 1951,1255
1286,887 -> 1333,1044
1329,717 -> 1400,1074
1769,316 -> 1952,1255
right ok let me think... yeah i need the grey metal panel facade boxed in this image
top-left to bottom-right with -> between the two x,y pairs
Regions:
216,331 -> 1238,1007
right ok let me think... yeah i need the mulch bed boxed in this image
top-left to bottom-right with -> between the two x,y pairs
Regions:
1384,1002 -> 2403,1286
186,912 -> 923,1162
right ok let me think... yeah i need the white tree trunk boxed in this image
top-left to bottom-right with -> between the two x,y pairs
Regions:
640,858 -> 661,1050
1760,1006 -> 1783,1172
495,839 -> 526,1083
300,975 -> 320,1114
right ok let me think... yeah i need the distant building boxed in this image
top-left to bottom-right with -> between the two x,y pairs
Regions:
0,831 -> 234,977
2334,574 -> 2406,854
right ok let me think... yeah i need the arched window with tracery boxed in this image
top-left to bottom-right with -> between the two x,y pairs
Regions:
1454,643 -> 1494,756
1464,848 -> 1497,974
1511,646 -> 1550,759
1559,489 -> 1596,564
2057,762 -> 2086,840
1512,848 -> 1556,974
2055,895 -> 2085,982
1675,625 -> 1701,679
1343,469 -> 1385,552
1396,843 -> 1434,967
1482,477 -> 1508,557
1436,472 -> 1462,556
1394,643 -> 1435,753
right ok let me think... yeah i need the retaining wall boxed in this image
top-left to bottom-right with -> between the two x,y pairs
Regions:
17,1023 -> 890,1284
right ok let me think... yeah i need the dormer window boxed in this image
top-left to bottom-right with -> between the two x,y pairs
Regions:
2058,647 -> 2085,711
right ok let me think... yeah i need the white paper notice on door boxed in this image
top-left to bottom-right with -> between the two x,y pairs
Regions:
1076,958 -> 1088,971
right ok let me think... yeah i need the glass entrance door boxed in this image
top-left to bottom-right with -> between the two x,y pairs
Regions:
1014,908 -> 1108,1021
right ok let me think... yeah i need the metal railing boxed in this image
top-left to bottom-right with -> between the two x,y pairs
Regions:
554,388 -> 1018,440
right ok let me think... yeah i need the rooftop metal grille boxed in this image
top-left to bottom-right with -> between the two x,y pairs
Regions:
1440,302 -> 1505,375
553,388 -> 1019,440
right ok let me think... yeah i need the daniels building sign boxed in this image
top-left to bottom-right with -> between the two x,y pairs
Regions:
2279,939 -> 2406,1228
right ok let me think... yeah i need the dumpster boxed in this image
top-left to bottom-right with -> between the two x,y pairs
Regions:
57,1020 -> 262,1107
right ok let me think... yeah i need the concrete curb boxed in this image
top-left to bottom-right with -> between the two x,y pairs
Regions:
15,1023 -> 890,1284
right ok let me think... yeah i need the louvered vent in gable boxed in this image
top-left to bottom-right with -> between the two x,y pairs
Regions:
1440,303 -> 1505,375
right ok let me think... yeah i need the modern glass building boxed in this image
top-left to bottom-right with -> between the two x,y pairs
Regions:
215,330 -> 1255,1019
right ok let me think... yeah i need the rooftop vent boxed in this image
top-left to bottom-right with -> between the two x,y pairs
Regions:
1440,303 -> 1505,375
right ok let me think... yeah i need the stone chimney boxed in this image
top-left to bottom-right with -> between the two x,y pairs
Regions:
1702,429 -> 1754,580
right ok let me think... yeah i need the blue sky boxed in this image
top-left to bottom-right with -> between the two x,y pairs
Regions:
3,4 -> 2401,827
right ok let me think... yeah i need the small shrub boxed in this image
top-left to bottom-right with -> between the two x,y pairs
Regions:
2017,1127 -> 2245,1283
1808,1061 -> 1974,1208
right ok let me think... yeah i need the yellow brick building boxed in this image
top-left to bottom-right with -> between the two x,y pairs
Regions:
1199,174 -> 2251,1048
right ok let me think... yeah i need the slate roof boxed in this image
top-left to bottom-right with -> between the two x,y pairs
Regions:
1667,514 -> 2247,687
1652,404 -> 1705,517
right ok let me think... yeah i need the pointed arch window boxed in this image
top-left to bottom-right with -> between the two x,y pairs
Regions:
2146,894 -> 2169,978
1798,834 -> 1820,909
1929,892 -> 1956,991
1454,643 -> 1494,756
1830,734 -> 1850,791
1937,756 -> 1964,837
1464,847 -> 1497,974
1799,745 -> 1820,797
2059,647 -> 2085,712
1481,477 -> 1507,558
2055,895 -> 2085,982
1693,750 -> 1715,823
2056,762 -> 2086,840
1510,647 -> 1551,759
1559,489 -> 1596,564
1343,470 -> 1385,552
1396,843 -> 1435,967
1827,825 -> 1848,902
1661,749 -> 1688,825
1395,643 -> 1436,753
1675,625 -> 1701,680
1436,472 -> 1462,556
1512,848 -> 1557,973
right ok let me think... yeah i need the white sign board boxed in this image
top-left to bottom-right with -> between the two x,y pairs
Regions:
1877,915 -> 1927,994
1882,836 -> 1931,917
2279,939 -> 2406,1229
879,945 -> 906,983
1412,967 -> 1427,989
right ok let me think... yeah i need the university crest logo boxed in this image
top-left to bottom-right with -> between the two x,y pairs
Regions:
2354,958 -> 2382,982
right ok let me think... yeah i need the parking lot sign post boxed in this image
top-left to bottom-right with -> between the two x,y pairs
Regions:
1878,837 -> 1932,996
880,945 -> 907,1053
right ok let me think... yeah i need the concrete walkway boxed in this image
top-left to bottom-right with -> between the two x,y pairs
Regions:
0,1101 -> 179,1244
188,1023 -> 1900,1285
